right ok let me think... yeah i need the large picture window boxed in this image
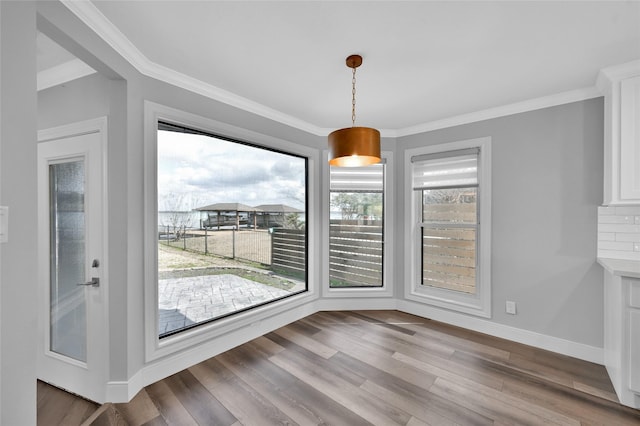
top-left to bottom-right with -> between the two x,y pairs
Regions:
156,122 -> 307,337
406,138 -> 491,317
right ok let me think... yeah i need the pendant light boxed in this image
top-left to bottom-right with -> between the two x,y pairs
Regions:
328,54 -> 381,167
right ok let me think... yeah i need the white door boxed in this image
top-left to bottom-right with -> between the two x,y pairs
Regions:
37,118 -> 107,403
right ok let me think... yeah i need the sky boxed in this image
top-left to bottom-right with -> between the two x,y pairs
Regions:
158,130 -> 306,212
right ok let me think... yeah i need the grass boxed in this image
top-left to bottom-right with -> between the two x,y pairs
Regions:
159,242 -> 298,291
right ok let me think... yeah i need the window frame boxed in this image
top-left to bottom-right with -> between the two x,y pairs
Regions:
322,150 -> 394,299
144,102 -> 318,362
404,138 -> 491,317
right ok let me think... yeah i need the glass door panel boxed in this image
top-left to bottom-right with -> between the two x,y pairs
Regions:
49,160 -> 86,362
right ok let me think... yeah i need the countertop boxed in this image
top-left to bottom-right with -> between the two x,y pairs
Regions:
598,257 -> 640,279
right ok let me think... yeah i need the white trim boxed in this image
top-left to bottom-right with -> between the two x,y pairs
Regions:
36,117 -> 110,403
106,300 -> 317,403
404,137 -> 492,318
104,297 -> 603,403
398,300 -> 604,365
396,87 -> 601,137
321,151 -> 395,299
597,59 -> 640,92
144,101 -> 320,363
37,58 -> 96,91
316,298 -> 397,312
38,116 -> 106,142
61,0 -> 326,137
59,1 -> 605,139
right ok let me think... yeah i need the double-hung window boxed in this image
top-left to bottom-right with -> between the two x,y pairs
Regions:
329,162 -> 385,288
406,138 -> 491,317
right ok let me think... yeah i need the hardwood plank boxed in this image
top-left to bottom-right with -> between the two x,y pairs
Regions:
144,379 -> 198,426
265,332 -> 367,387
271,325 -> 337,359
430,377 -> 580,425
406,416 -> 434,426
37,381 -> 99,426
311,328 -> 439,391
114,389 -> 161,426
498,363 -> 640,426
163,369 -> 236,426
360,379 -> 491,426
269,347 -> 412,425
246,335 -> 285,357
334,351 -> 492,425
139,417 -> 167,426
218,344 -> 373,425
403,320 -> 513,361
41,311 -> 640,426
189,358 -> 296,426
61,399 -> 102,426
82,403 -> 128,426
392,351 -> 504,391
349,310 -> 417,335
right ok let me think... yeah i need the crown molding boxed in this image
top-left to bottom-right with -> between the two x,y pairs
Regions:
61,1 -> 614,140
596,59 -> 640,93
37,58 -> 96,91
395,86 -> 603,137
61,0 -> 327,136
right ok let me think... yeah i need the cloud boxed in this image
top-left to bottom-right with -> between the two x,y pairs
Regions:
157,130 -> 306,211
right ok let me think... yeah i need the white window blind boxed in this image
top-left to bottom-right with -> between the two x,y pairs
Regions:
412,148 -> 479,190
330,161 -> 385,192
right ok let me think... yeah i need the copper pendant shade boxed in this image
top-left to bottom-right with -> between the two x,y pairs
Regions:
328,55 -> 381,167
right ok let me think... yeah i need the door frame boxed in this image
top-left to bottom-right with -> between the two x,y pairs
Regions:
37,117 -> 109,403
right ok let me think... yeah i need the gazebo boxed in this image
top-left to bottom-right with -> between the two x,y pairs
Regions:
195,202 -> 262,230
253,204 -> 303,228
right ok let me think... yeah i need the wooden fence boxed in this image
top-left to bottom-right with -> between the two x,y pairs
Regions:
270,228 -> 305,278
421,201 -> 477,294
329,219 -> 383,287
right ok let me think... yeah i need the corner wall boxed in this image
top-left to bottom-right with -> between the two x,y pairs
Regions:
397,98 -> 605,350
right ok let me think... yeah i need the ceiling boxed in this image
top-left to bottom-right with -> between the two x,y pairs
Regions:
39,1 -> 640,135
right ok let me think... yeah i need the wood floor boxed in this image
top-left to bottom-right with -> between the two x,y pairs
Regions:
39,310 -> 640,425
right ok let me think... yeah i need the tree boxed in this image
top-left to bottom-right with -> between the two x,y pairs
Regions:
159,193 -> 199,240
330,192 -> 382,220
284,213 -> 304,230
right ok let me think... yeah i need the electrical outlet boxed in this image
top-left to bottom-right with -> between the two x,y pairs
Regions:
506,300 -> 517,315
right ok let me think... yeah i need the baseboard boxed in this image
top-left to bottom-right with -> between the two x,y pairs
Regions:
316,297 -> 397,312
105,299 -> 604,403
106,370 -> 143,403
398,300 -> 604,365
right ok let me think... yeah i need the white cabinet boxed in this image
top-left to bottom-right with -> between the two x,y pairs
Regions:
630,310 -> 640,393
630,280 -> 640,394
601,259 -> 640,409
598,61 -> 640,205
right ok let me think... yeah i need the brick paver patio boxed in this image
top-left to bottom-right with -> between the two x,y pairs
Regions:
158,274 -> 292,335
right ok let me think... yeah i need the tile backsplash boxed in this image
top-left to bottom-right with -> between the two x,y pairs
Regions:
598,206 -> 640,260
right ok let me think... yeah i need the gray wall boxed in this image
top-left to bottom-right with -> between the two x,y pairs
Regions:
397,98 -> 605,347
38,72 -> 131,382
1,2 -> 38,424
